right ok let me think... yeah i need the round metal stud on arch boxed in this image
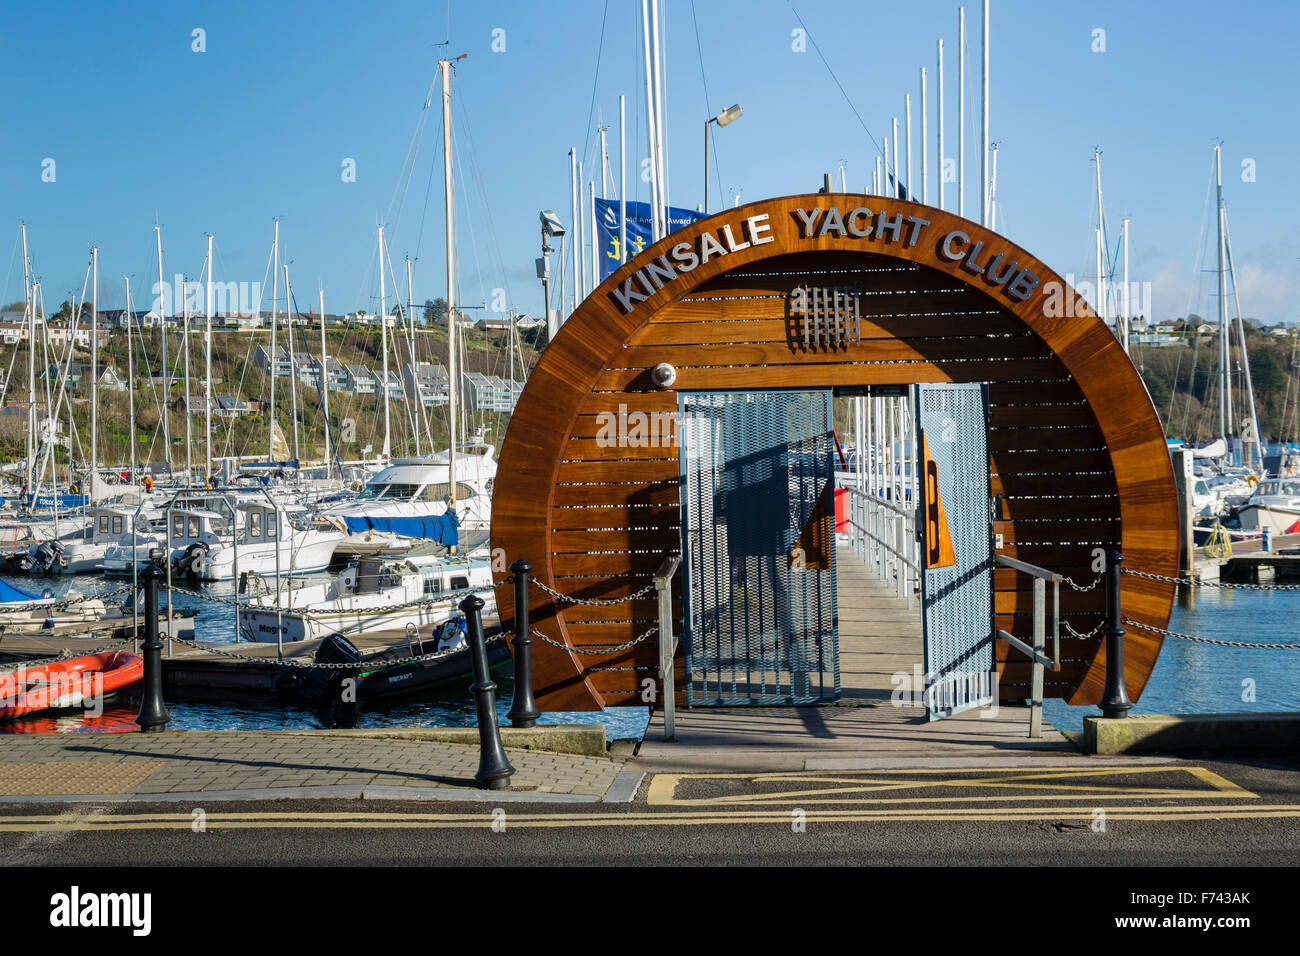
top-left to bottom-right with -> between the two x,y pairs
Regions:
491,193 -> 1178,713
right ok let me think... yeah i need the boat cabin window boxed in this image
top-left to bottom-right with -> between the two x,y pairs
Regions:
113,516 -> 123,534
418,482 -> 477,501
1194,480 -> 1209,496
450,575 -> 469,591
249,512 -> 262,538
98,516 -> 109,534
173,515 -> 203,539
1284,481 -> 1300,496
422,575 -> 442,596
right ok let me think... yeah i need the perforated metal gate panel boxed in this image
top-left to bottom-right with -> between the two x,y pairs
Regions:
679,391 -> 840,705
915,383 -> 995,720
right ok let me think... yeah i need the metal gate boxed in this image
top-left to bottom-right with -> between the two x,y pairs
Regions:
914,383 -> 995,719
679,390 -> 840,705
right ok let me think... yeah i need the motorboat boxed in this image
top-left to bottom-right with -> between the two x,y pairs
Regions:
21,504 -> 164,575
236,553 -> 495,643
177,502 -> 344,582
1237,478 -> 1300,533
319,433 -> 496,554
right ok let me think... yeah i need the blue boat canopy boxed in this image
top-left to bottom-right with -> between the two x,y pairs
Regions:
0,578 -> 43,603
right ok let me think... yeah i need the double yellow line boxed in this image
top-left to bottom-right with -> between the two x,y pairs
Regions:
0,804 -> 1298,831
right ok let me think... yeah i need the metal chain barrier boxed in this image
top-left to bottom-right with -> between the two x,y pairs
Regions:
529,577 -> 656,607
1060,575 -> 1102,592
165,581 -> 498,621
1063,620 -> 1105,640
1123,616 -> 1300,650
0,639 -> 134,673
524,624 -> 658,656
1123,567 -> 1300,592
162,632 -> 508,669
0,583 -> 137,614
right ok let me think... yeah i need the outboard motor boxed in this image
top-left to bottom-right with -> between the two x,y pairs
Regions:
433,616 -> 468,653
298,632 -> 364,726
172,542 -> 208,581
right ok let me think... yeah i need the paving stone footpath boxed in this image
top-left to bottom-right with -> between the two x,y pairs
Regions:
0,731 -> 633,803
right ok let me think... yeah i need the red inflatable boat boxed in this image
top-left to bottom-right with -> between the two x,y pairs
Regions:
0,651 -> 144,720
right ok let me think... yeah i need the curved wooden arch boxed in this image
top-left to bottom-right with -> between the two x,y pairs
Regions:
491,194 -> 1177,712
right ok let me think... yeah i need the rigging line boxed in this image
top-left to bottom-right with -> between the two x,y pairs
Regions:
580,0 -> 612,172
413,67 -> 445,266
786,3 -> 881,154
385,72 -> 441,238
454,89 -> 516,313
690,0 -> 722,211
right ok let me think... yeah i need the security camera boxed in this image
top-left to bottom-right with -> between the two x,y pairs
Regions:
540,210 -> 566,237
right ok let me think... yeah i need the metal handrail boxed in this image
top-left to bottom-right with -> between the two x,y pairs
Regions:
654,554 -> 681,742
993,553 -> 1062,738
840,485 -> 912,518
845,520 -> 921,573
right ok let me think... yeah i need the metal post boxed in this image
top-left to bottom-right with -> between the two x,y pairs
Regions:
1030,576 -> 1045,738
655,554 -> 680,741
506,559 -> 540,728
459,594 -> 516,789
134,565 -> 170,732
1100,551 -> 1132,718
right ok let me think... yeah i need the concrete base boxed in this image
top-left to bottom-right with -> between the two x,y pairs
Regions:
1083,713 -> 1300,755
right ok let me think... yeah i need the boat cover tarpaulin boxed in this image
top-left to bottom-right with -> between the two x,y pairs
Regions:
342,510 -> 459,546
0,578 -> 43,603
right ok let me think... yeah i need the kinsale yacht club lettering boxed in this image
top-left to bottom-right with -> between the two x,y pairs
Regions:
607,203 -> 1041,314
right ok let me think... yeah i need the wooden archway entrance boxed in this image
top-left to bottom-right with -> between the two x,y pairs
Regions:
491,194 -> 1178,712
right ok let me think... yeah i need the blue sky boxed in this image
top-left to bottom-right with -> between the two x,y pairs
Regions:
2,0 -> 1297,325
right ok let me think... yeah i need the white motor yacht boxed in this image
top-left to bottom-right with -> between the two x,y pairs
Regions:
1237,478 -> 1300,533
236,553 -> 494,643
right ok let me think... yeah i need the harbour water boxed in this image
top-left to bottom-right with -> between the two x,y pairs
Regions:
0,570 -> 652,740
3,571 -> 1294,739
1044,585 -> 1300,731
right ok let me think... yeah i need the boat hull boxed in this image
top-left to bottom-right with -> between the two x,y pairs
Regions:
0,651 -> 144,720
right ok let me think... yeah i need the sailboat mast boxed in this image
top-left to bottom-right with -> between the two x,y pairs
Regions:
442,56 -> 458,510
1215,144 -> 1229,447
270,220 -> 279,460
319,287 -> 331,477
284,263 -> 300,464
156,225 -> 171,475
378,224 -> 391,462
90,245 -> 98,495
183,274 -> 192,485
205,233 -> 213,480
21,224 -> 33,496
125,276 -> 136,481
405,255 -> 422,456
1121,217 -> 1130,353
1224,213 -> 1263,473
1094,148 -> 1109,342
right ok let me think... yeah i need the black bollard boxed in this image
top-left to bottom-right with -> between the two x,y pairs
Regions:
459,594 -> 515,789
1100,550 -> 1133,719
506,560 -> 540,729
134,565 -> 171,732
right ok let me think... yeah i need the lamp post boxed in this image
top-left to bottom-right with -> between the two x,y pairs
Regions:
538,210 -> 565,340
703,104 -> 743,216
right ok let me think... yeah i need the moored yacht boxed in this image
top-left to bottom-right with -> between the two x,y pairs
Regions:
236,553 -> 494,643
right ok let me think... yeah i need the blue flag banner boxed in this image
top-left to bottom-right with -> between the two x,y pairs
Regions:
595,198 -> 704,282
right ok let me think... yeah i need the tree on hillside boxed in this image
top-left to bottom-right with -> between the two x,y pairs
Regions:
423,298 -> 447,325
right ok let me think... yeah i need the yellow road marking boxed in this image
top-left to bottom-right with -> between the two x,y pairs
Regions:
0,805 -> 1296,831
645,766 -> 1254,806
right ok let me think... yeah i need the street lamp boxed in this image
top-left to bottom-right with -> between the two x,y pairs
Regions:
704,104 -> 743,216
538,209 -> 565,340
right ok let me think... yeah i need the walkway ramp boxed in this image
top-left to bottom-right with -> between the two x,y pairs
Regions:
637,547 -> 1073,771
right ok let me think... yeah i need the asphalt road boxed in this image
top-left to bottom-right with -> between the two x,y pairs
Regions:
0,755 -> 1296,867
